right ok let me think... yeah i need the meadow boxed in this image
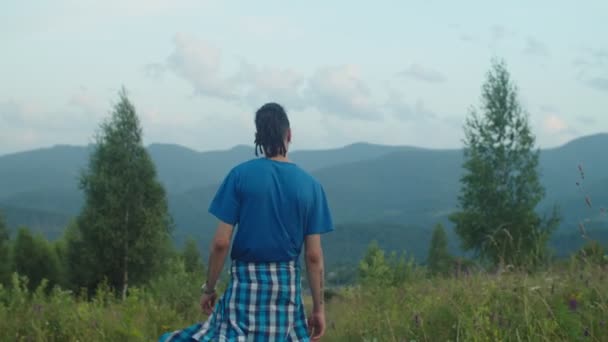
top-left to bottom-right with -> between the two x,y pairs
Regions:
1,258 -> 607,342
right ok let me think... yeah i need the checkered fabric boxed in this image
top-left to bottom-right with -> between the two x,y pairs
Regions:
159,260 -> 309,342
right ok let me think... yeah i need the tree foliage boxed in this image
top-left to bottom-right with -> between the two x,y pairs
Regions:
450,59 -> 559,267
12,227 -> 60,290
358,241 -> 392,286
427,223 -> 452,276
182,237 -> 204,275
70,88 -> 172,298
0,211 -> 10,286
358,241 -> 417,287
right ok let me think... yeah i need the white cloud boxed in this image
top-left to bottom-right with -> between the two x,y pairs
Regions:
231,62 -> 306,110
0,98 -> 102,154
307,65 -> 380,120
154,35 -> 385,121
166,33 -> 236,100
398,64 -> 446,83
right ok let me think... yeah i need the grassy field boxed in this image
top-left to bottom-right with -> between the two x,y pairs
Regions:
1,262 -> 607,341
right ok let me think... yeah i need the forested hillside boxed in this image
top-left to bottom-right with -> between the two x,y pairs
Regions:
1,134 -> 607,267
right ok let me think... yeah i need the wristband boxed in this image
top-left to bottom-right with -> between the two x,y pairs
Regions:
201,282 -> 216,295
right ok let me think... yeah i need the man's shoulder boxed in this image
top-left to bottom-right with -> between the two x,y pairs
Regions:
292,166 -> 323,188
231,158 -> 263,172
231,159 -> 322,186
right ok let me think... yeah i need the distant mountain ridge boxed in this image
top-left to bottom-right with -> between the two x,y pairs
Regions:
1,133 -> 607,263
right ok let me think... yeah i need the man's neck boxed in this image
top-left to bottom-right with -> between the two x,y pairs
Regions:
268,154 -> 290,162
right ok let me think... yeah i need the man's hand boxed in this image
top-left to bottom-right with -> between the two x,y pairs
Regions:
200,292 -> 217,315
308,310 -> 326,341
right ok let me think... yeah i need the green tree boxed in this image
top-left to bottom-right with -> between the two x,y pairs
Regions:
0,211 -> 10,285
358,241 -> 392,286
182,237 -> 204,275
63,219 -> 95,291
73,88 -> 172,298
358,241 -> 417,286
387,250 -> 417,285
427,223 -> 452,276
53,221 -> 76,289
450,59 -> 559,267
12,227 -> 60,290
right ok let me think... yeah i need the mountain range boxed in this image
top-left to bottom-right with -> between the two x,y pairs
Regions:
1,133 -> 607,266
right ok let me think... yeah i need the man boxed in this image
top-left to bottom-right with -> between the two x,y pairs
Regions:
160,103 -> 333,341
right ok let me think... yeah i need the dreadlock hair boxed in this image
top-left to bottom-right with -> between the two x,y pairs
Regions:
254,103 -> 290,157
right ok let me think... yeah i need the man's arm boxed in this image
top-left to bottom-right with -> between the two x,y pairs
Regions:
204,221 -> 233,290
305,234 -> 325,311
305,234 -> 326,340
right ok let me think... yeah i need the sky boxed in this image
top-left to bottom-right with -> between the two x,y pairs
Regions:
1,0 -> 607,155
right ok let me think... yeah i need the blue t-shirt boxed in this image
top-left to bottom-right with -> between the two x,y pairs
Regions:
208,158 -> 334,263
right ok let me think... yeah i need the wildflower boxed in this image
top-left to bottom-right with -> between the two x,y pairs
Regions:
568,297 -> 578,311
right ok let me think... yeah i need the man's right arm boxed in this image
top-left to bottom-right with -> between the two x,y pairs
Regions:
305,234 -> 326,341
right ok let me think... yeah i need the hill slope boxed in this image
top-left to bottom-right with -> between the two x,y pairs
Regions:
0,134 -> 606,264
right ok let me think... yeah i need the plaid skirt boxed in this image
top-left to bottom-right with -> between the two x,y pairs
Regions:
159,260 -> 310,342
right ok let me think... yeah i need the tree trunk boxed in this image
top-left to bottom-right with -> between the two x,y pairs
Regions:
122,209 -> 129,301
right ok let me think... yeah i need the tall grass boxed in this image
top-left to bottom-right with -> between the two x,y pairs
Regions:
0,270 -> 204,341
326,260 -> 607,341
1,259 -> 606,341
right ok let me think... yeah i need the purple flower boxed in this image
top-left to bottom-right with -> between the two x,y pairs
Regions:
568,298 -> 578,311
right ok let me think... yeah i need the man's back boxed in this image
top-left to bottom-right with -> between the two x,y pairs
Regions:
209,158 -> 332,263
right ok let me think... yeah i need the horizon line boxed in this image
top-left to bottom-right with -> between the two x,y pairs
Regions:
0,132 -> 607,158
